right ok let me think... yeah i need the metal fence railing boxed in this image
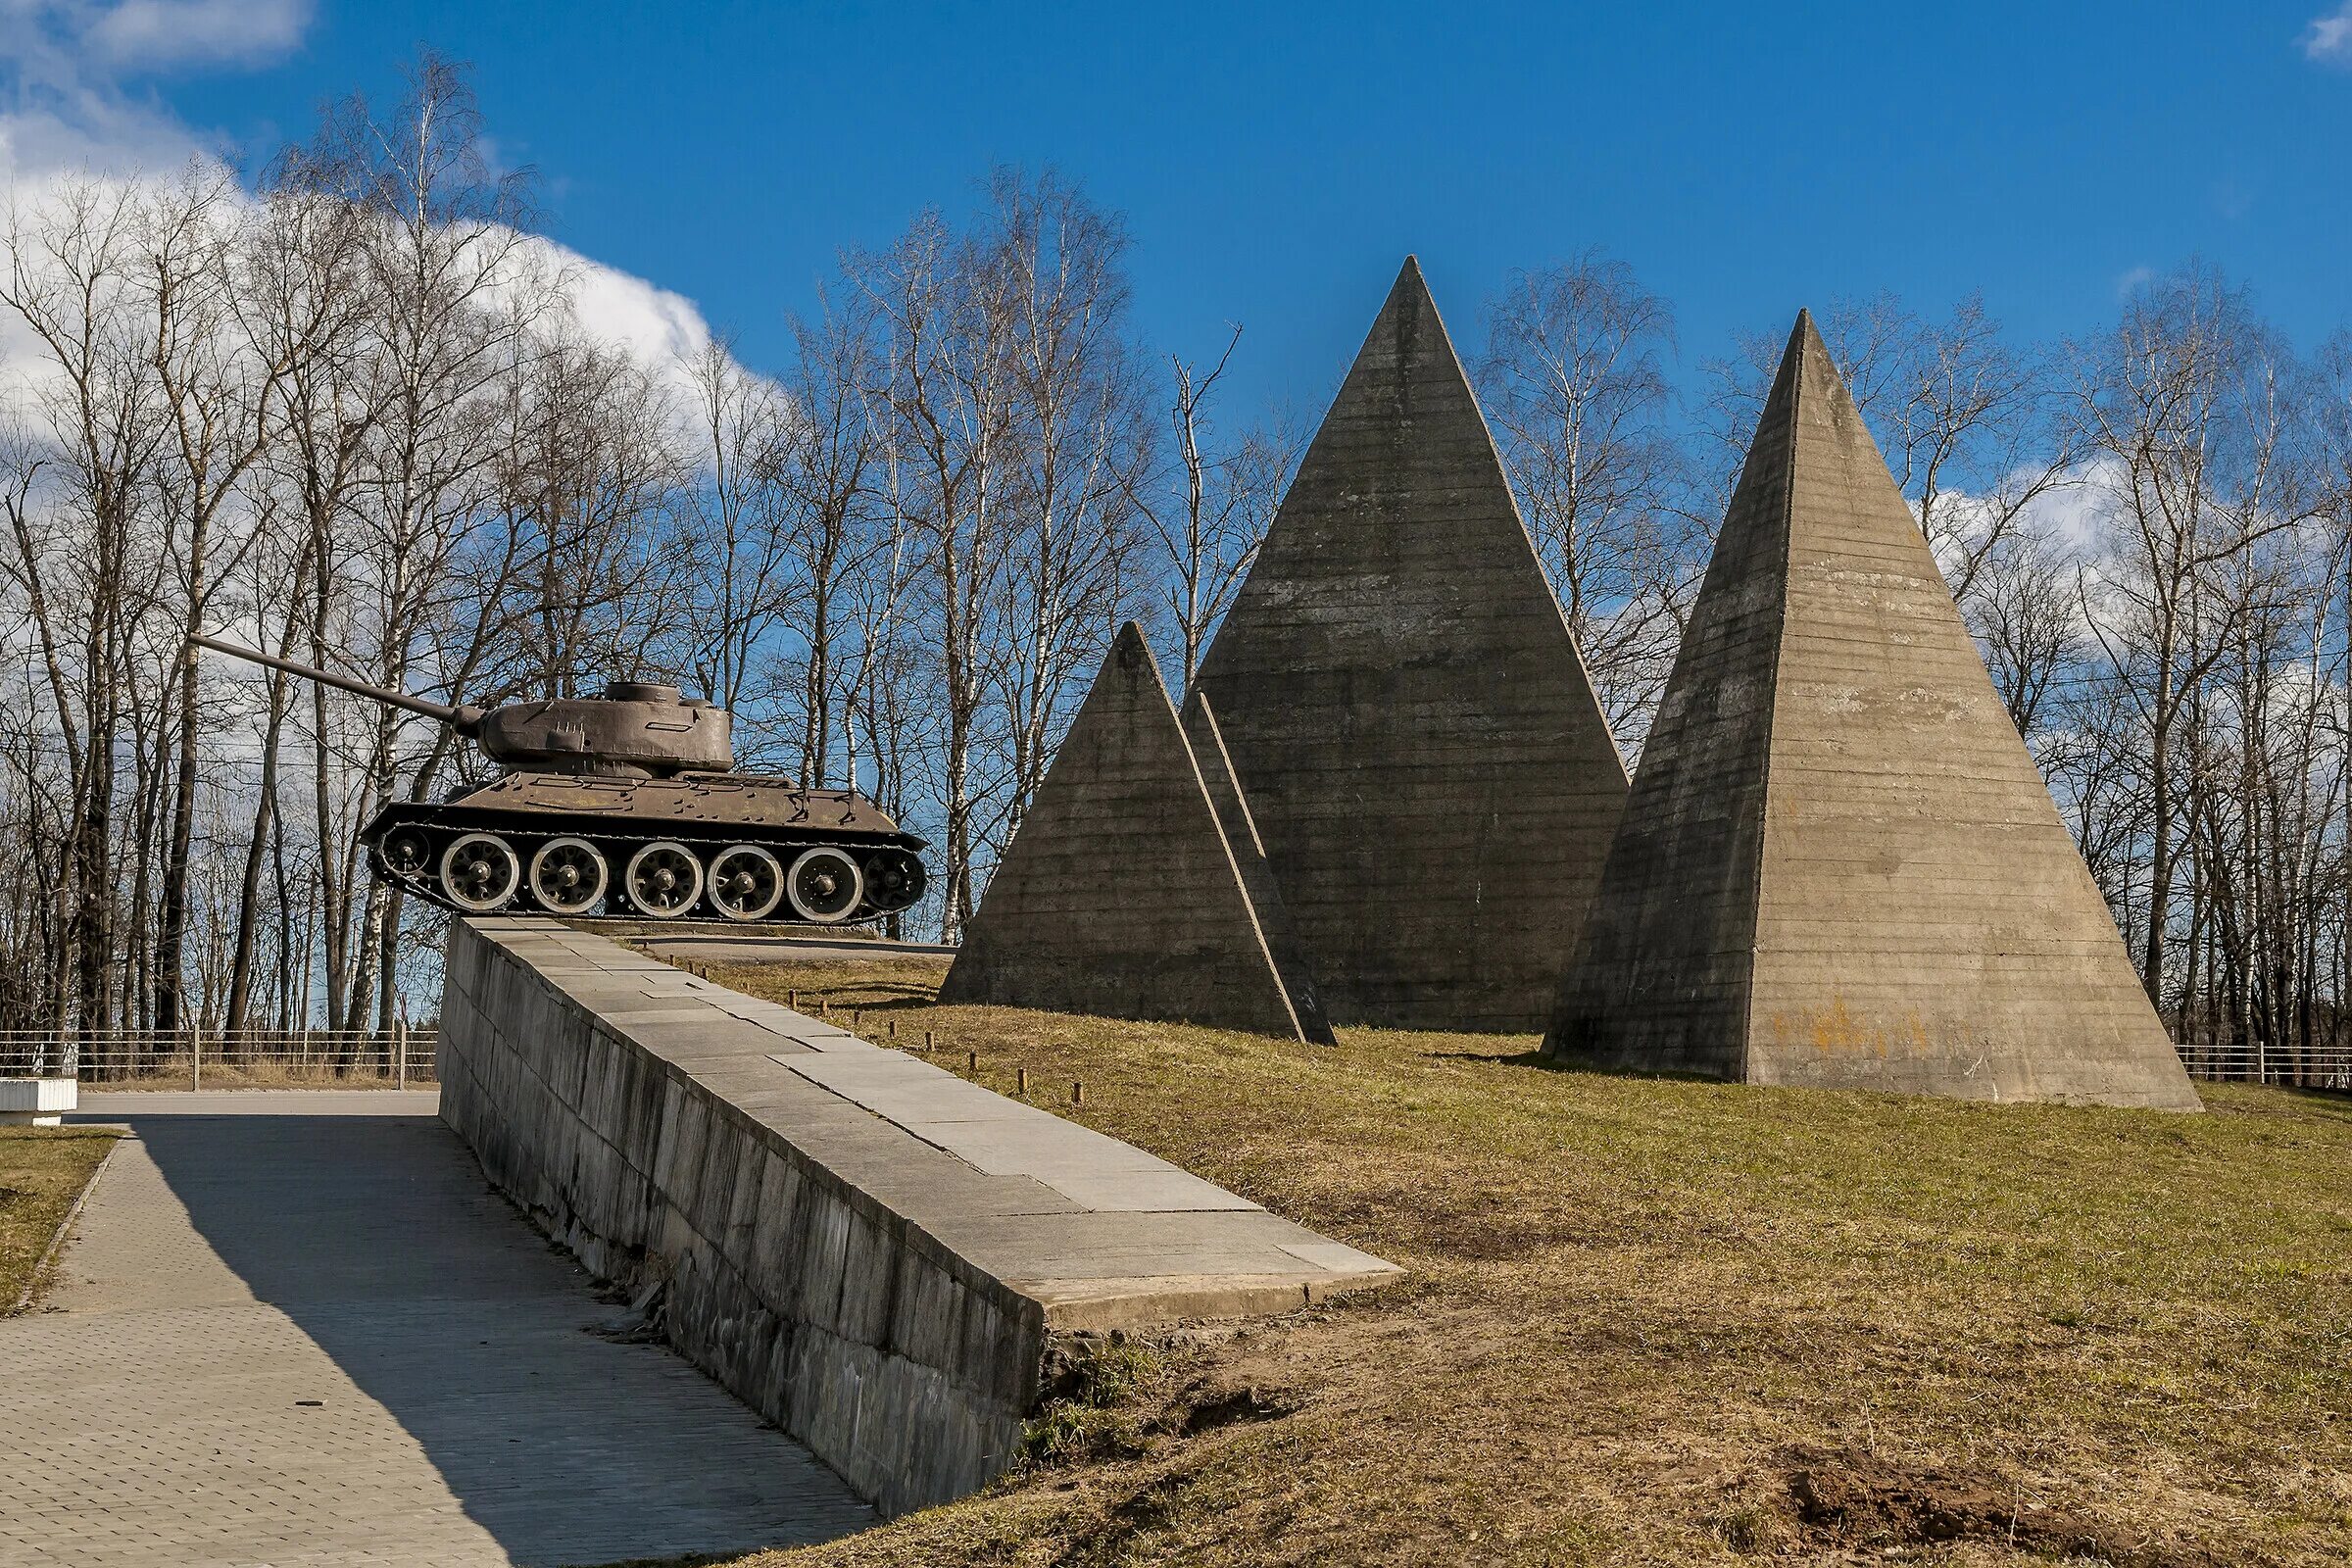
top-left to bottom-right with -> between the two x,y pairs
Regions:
2176,1044 -> 2352,1092
0,1026 -> 2339,1096
0,1028 -> 439,1090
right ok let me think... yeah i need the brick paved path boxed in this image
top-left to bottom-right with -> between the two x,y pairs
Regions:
0,1092 -> 872,1567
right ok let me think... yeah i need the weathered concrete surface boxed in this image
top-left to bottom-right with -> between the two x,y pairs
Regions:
1180,687 -> 1333,1043
1547,314 -> 2201,1111
941,623 -> 1331,1042
443,916 -> 1397,1516
1193,257 -> 1629,1031
2,1092 -> 868,1568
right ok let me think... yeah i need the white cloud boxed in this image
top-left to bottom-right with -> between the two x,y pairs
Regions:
2305,3 -> 2352,66
84,0 -> 313,70
557,244 -> 715,376
2,2 -> 270,188
1,1 -> 741,422
2114,265 -> 2155,301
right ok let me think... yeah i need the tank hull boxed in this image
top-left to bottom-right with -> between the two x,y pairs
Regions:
364,771 -> 927,925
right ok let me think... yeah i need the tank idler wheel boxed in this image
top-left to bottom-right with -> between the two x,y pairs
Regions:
439,832 -> 522,913
528,837 -> 610,915
709,845 -> 786,922
624,841 -> 705,918
786,847 -> 864,924
380,825 -> 433,880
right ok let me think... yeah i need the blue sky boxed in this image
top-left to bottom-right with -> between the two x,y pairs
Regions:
9,0 -> 2352,418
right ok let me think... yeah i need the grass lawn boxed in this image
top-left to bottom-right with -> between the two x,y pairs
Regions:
0,1124 -> 119,1312
666,955 -> 2352,1567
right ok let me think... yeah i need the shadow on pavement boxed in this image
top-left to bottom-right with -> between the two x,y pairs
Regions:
113,1103 -> 870,1565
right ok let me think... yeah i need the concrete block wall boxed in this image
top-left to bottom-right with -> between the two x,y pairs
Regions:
439,917 -> 1401,1515
440,926 -> 1041,1514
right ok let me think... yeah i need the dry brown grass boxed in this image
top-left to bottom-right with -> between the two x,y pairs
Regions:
1,1124 -> 120,1311
663,956 -> 2352,1567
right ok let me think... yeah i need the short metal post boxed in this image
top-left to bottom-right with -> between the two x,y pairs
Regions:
1016,1066 -> 1028,1098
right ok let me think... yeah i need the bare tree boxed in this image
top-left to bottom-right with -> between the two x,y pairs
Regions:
854,207 -> 1014,938
1128,324 -> 1291,691
990,170 -> 1153,838
676,334 -> 795,757
0,176 -> 171,1034
1478,253 -> 1696,751
2067,263 -> 2306,1005
773,297 -> 886,784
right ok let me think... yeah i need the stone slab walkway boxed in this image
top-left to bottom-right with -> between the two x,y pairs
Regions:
0,1091 -> 872,1567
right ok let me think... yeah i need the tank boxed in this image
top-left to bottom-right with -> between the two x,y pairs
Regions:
191,635 -> 927,925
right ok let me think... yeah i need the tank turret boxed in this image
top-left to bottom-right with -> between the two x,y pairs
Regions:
189,636 -> 732,778
191,635 -> 926,925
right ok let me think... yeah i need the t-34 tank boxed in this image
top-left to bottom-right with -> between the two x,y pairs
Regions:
192,636 -> 927,924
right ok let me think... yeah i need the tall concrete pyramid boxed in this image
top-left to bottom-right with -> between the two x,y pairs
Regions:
1194,257 -> 1629,1032
940,623 -> 1333,1043
1546,314 -> 2200,1110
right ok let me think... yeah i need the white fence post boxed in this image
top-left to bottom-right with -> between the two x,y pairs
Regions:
190,1021 -> 202,1093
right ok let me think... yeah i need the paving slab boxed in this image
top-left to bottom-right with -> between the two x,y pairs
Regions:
0,1092 -> 871,1567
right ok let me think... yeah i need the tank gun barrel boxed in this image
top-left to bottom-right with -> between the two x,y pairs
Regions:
190,635 -> 483,732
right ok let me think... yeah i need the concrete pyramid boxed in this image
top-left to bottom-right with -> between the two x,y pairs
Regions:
1193,257 -> 1629,1031
940,623 -> 1334,1043
1546,314 -> 2200,1110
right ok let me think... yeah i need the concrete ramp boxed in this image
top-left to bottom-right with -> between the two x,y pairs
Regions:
441,917 -> 1398,1517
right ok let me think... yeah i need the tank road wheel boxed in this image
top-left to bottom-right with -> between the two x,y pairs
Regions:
785,847 -> 864,924
528,837 -> 610,916
379,825 -> 433,881
708,845 -> 786,922
439,832 -> 521,913
861,848 -> 926,912
624,841 -> 705,918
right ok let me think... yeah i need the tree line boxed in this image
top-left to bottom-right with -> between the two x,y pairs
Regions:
2,54 -> 2347,1074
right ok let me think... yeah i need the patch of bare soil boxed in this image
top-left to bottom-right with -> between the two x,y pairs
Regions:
1773,1449 -> 2231,1567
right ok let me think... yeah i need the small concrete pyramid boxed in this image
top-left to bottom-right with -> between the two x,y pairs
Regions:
1546,313 -> 2200,1110
940,623 -> 1333,1043
1193,257 -> 1629,1032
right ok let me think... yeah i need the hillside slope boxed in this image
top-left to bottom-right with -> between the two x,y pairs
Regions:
674,956 -> 2352,1567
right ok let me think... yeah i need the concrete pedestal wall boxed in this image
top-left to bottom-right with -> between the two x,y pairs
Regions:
440,917 -> 1399,1515
441,926 -> 1030,1513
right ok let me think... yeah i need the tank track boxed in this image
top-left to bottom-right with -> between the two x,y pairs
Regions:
362,800 -> 927,925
